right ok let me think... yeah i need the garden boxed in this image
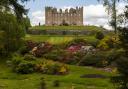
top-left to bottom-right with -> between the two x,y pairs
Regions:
0,30 -> 120,89
0,30 -> 121,89
0,0 -> 128,89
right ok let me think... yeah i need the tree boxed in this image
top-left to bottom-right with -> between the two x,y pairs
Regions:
97,0 -> 120,34
0,13 -> 25,56
0,0 -> 30,19
23,16 -> 31,32
111,5 -> 128,89
0,0 -> 31,57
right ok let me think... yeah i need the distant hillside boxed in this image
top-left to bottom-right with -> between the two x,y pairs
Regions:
29,25 -> 105,31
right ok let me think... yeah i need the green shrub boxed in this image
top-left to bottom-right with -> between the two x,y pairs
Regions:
44,50 -> 73,63
11,54 -> 23,69
80,52 -> 108,67
106,49 -> 124,65
11,54 -> 35,74
43,50 -> 60,61
11,55 -> 69,75
45,63 -> 61,74
18,46 -> 29,55
35,60 -> 69,75
24,54 -> 36,61
15,61 -> 35,74
97,36 -> 114,50
95,31 -> 104,40
111,56 -> 128,89
89,40 -> 99,48
97,36 -> 121,50
66,38 -> 87,47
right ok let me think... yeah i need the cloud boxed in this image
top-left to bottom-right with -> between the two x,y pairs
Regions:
83,5 -> 109,28
31,3 -> 126,30
31,10 -> 45,26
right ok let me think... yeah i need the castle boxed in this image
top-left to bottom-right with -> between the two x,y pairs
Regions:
45,7 -> 83,26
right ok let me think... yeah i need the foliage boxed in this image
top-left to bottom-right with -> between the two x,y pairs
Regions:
111,57 -> 128,89
23,17 -> 31,31
89,39 -> 100,48
117,6 -> 128,27
97,0 -> 120,33
106,49 -> 124,65
66,38 -> 87,47
24,54 -> 36,61
32,42 -> 52,57
15,61 -> 35,74
0,0 -> 30,19
11,54 -> 35,74
35,60 -> 69,75
97,36 -> 120,50
111,27 -> 128,89
0,0 -> 31,57
0,13 -> 25,56
79,52 -> 108,67
25,40 -> 39,50
95,31 -> 104,40
111,5 -> 128,89
11,54 -> 69,74
18,46 -> 29,55
25,41 -> 52,57
44,49 -> 81,65
44,50 -> 64,61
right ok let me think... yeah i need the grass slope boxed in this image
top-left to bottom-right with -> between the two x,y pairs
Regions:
25,35 -> 97,44
30,25 -> 104,31
0,59 -> 114,89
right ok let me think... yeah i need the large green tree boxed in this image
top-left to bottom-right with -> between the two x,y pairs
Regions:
0,0 -> 31,19
111,5 -> 128,89
0,0 -> 31,57
97,0 -> 122,34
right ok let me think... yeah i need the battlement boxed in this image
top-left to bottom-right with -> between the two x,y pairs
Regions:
45,6 -> 83,26
45,6 -> 83,14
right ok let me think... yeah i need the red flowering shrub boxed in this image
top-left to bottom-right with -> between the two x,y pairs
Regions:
67,45 -> 81,53
33,42 -> 52,57
26,40 -> 39,50
25,40 -> 52,57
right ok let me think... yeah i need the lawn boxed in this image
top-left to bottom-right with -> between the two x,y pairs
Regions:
30,25 -> 104,31
0,58 -> 115,89
25,35 -> 97,44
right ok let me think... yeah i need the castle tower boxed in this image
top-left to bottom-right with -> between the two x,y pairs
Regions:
45,7 -> 83,26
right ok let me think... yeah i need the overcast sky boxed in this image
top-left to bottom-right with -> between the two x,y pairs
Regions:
24,0 -> 126,30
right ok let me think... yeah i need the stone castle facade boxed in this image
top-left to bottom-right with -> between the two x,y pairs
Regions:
45,7 -> 83,26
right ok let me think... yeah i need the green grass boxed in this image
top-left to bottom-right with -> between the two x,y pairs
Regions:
30,25 -> 104,31
0,58 -> 115,89
25,35 -> 97,44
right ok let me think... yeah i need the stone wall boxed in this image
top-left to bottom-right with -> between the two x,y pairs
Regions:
27,30 -> 98,35
45,7 -> 83,26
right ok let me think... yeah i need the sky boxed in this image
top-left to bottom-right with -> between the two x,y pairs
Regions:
23,0 -> 126,30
